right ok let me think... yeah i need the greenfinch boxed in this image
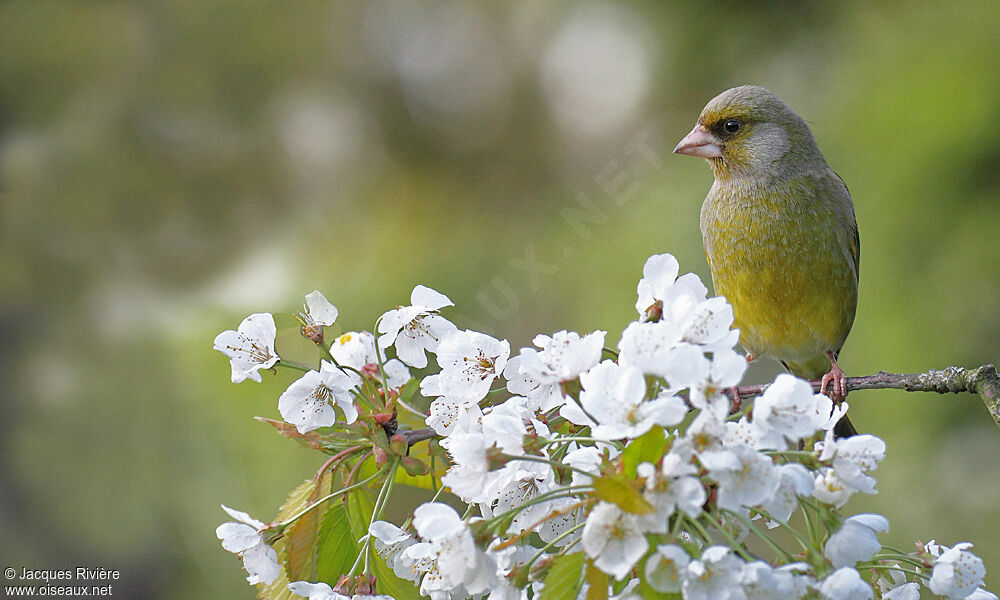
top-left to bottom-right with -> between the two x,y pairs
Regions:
674,85 -> 859,436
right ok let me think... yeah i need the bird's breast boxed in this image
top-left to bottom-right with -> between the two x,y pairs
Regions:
700,179 -> 857,372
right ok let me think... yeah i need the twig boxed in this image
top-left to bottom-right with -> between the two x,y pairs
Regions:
400,428 -> 437,446
734,364 -> 1000,430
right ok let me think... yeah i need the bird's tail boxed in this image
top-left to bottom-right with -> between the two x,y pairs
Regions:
833,413 -> 858,438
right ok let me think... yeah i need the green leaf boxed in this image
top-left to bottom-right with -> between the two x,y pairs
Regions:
621,427 -> 667,478
591,475 -> 654,515
315,501 -> 358,583
538,553 -> 585,600
584,560 -> 609,600
344,486 -> 421,600
368,538 -> 421,600
286,470 -> 332,581
256,568 -> 296,600
344,484 -> 375,541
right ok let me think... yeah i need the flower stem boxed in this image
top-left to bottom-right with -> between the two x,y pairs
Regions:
748,508 -> 812,555
524,522 -> 587,570
277,466 -> 386,528
704,512 -> 755,562
276,361 -> 311,373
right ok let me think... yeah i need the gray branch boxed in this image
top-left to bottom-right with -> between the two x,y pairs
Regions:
734,364 -> 1000,430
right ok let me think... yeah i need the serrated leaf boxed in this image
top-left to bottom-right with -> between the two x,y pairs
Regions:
286,470 -> 332,581
256,479 -> 323,600
591,475 -> 654,515
339,484 -> 421,600
538,553 -> 585,600
315,501 -> 358,583
621,427 -> 667,478
368,536 -> 422,600
345,483 -> 376,541
584,560 -> 609,600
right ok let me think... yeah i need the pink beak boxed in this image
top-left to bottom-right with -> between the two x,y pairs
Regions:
673,125 -> 723,159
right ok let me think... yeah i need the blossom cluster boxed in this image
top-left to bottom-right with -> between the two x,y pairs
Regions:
214,254 -> 995,600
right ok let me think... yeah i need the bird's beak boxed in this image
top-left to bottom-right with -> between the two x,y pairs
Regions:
673,125 -> 723,159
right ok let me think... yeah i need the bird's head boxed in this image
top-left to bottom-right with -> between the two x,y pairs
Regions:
674,85 -> 823,181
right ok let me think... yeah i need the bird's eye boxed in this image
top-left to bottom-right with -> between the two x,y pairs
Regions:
723,119 -> 743,134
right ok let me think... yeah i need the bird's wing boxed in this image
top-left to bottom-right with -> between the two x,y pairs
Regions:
832,172 -> 860,282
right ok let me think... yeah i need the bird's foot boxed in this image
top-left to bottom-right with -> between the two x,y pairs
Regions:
820,352 -> 848,404
725,387 -> 741,413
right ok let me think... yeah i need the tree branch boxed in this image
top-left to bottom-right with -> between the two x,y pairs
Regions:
397,365 -> 1000,445
400,427 -> 437,446
734,364 -> 1000,430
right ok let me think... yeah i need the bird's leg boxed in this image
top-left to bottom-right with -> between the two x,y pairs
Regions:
725,354 -> 755,413
726,387 -> 741,414
820,351 -> 848,404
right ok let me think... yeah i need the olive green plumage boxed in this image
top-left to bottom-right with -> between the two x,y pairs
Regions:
676,86 -> 859,434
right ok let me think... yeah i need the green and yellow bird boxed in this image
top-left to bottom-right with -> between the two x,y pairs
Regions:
674,85 -> 859,436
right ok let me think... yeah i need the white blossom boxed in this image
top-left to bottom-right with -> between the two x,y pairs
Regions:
882,582 -> 920,600
816,567 -> 872,600
617,320 -> 697,379
635,253 -> 681,319
581,502 -> 648,580
644,544 -> 689,593
561,361 -> 686,440
823,514 -> 889,568
377,285 -> 457,368
215,504 -> 281,585
705,443 -> 781,513
287,581 -> 395,600
813,468 -> 854,508
759,463 -> 813,526
502,355 -> 541,400
636,449 -> 706,532
683,546 -> 747,600
514,330 -> 606,410
751,374 -> 832,448
688,348 -> 747,420
817,431 -> 886,495
287,581 -> 346,600
425,330 -> 510,401
329,331 -> 411,389
929,542 -> 987,599
425,393 -> 482,436
214,313 -> 279,383
278,360 -> 358,433
440,431 -> 506,503
297,290 -> 339,341
741,561 -> 811,600
370,520 -> 418,582
563,444 -> 618,486
403,503 -> 496,597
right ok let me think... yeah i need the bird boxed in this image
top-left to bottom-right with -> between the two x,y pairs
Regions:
673,85 -> 859,437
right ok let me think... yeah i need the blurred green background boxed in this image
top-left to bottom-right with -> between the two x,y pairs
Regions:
2,1 -> 999,597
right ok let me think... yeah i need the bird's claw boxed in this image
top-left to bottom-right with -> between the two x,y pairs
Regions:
820,355 -> 848,404
726,387 -> 742,414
